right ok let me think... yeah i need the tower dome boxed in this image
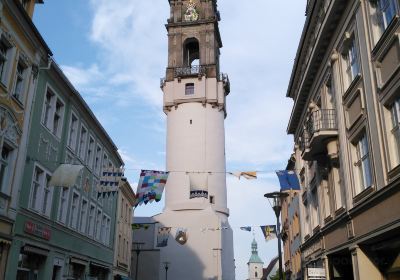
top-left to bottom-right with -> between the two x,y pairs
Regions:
248,239 -> 264,280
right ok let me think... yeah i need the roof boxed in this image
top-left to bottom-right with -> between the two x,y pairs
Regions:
262,256 -> 279,280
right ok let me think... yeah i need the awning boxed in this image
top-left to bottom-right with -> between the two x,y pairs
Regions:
49,164 -> 84,187
70,257 -> 88,266
22,245 -> 49,256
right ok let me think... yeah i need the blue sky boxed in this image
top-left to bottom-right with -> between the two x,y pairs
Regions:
34,1 -> 306,278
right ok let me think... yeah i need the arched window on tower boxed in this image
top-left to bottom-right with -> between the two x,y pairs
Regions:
183,38 -> 200,67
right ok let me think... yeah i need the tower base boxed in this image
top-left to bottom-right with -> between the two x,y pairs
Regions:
154,206 -> 235,280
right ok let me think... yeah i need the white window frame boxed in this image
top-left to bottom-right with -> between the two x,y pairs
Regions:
41,84 -> 65,139
95,208 -> 102,241
70,190 -> 80,230
352,133 -> 373,194
67,112 -> 79,151
79,197 -> 89,234
94,144 -> 102,176
387,98 -> 400,169
0,141 -> 16,195
105,216 -> 111,245
57,187 -> 70,224
0,35 -> 14,87
88,203 -> 96,237
78,124 -> 88,161
341,34 -> 360,89
12,59 -> 28,104
102,152 -> 108,172
29,163 -> 53,217
86,135 -> 95,168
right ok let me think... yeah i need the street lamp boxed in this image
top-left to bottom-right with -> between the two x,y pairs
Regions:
132,242 -> 144,280
264,191 -> 289,280
163,261 -> 170,280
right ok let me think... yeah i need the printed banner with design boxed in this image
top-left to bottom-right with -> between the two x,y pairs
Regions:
157,227 -> 171,247
260,225 -> 277,241
135,170 -> 169,206
276,170 -> 300,190
97,167 -> 125,198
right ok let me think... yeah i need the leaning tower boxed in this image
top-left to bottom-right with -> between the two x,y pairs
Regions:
155,0 -> 235,279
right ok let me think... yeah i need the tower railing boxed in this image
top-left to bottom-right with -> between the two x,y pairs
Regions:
174,65 -> 206,77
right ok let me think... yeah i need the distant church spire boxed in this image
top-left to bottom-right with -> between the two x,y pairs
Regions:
248,239 -> 264,280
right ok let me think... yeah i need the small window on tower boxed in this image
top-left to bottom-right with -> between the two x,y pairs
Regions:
185,83 -> 195,95
209,196 -> 215,204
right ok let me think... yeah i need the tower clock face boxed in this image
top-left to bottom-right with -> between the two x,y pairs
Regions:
184,0 -> 199,22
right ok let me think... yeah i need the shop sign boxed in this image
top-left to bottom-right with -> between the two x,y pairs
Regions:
308,267 -> 326,277
24,221 -> 51,240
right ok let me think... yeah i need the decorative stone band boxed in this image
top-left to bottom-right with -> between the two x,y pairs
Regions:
190,190 -> 208,199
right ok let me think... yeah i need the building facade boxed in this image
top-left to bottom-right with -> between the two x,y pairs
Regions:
113,179 -> 135,280
5,61 -> 124,280
286,0 -> 400,279
247,239 -> 264,280
155,0 -> 235,279
0,0 -> 50,277
281,159 -> 302,280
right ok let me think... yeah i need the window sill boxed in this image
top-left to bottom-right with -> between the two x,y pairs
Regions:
388,163 -> 400,181
0,81 -> 8,93
353,185 -> 375,205
371,16 -> 399,59
343,73 -> 362,102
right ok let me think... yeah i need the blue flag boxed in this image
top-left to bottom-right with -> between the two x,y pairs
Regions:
240,226 -> 252,232
276,170 -> 300,190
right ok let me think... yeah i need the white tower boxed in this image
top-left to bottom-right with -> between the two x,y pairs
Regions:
155,0 -> 235,279
247,239 -> 264,280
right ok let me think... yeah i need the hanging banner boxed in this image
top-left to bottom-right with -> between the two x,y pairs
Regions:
135,170 -> 169,206
240,226 -> 252,232
276,170 -> 300,190
157,227 -> 171,247
260,225 -> 277,241
189,173 -> 208,199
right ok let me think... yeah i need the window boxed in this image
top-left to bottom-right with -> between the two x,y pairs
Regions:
310,189 -> 320,229
0,144 -> 14,193
105,217 -> 111,245
121,197 -> 124,218
42,87 -> 64,138
0,39 -> 11,84
79,198 -> 88,233
94,144 -> 102,175
87,136 -> 95,168
342,34 -> 360,88
377,0 -> 397,31
58,187 -> 70,224
78,125 -> 88,160
68,113 -> 78,150
12,61 -> 26,102
29,165 -> 53,217
92,178 -> 98,199
353,133 -> 373,193
185,83 -> 195,95
88,203 -> 96,237
102,153 -> 108,172
95,209 -> 102,240
22,0 -> 30,9
70,191 -> 80,230
388,98 -> 400,168
52,99 -> 64,137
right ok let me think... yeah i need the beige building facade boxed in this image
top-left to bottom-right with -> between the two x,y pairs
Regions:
113,179 -> 135,279
0,0 -> 50,278
285,0 -> 400,279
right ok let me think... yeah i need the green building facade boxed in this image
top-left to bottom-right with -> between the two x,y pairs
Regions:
6,61 -> 124,280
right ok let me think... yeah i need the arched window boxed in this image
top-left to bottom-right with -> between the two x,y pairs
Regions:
183,38 -> 200,67
255,271 -> 258,278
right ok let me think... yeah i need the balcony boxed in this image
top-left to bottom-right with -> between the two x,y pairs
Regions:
174,65 -> 206,77
302,109 -> 338,160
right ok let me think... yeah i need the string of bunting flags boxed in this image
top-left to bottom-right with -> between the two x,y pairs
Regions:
96,167 -> 125,198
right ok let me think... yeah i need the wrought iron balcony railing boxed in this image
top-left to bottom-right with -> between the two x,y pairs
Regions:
174,65 -> 206,77
305,109 -> 337,138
